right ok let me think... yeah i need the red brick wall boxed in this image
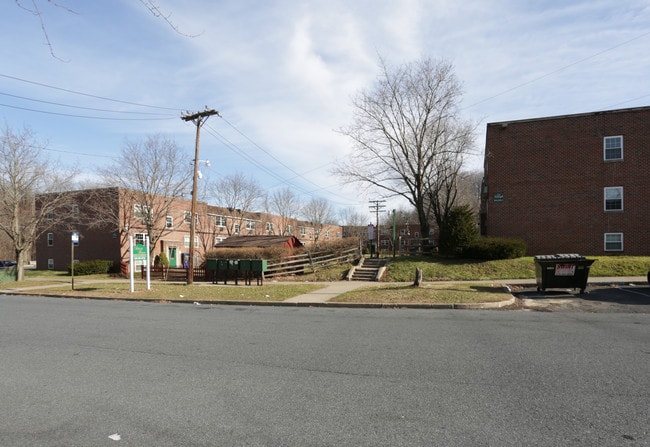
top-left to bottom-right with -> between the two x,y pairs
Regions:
482,107 -> 650,255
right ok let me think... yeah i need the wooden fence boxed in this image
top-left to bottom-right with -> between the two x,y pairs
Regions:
132,246 -> 360,282
264,246 -> 360,278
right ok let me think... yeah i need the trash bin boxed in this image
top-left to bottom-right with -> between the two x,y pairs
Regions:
534,254 -> 596,294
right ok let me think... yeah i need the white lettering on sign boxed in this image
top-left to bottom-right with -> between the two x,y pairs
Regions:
555,264 -> 576,276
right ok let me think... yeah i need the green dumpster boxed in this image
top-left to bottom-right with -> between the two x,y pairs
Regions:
534,254 -> 595,294
251,259 -> 267,272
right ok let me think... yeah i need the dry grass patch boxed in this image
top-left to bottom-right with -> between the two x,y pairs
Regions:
332,283 -> 512,304
26,281 -> 325,302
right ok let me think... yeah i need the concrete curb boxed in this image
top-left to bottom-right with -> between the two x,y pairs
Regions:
0,289 -> 517,310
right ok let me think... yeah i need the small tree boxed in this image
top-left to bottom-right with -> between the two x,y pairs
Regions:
438,205 -> 478,256
0,124 -> 78,281
157,251 -> 169,267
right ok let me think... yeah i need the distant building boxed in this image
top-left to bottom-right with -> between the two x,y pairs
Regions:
35,187 -> 344,271
481,106 -> 650,255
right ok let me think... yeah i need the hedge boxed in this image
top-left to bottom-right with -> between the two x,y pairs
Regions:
461,237 -> 527,260
68,259 -> 115,276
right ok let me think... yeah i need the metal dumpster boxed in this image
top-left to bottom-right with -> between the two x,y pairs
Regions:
534,254 -> 596,294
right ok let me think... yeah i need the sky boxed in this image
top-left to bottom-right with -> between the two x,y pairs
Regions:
1,0 -> 649,223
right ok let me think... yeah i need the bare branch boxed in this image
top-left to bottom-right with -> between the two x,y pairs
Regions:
138,0 -> 204,38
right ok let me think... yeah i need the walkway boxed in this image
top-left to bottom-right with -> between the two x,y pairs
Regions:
282,281 -> 371,303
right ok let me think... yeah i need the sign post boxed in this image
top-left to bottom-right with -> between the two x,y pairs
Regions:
131,239 -> 150,292
71,232 -> 79,290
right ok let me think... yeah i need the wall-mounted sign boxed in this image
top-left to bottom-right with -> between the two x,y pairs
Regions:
71,232 -> 79,246
493,192 -> 504,202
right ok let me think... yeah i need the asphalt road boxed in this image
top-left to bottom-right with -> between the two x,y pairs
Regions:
1,295 -> 648,446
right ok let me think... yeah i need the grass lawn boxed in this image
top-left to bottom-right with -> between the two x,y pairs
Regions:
6,279 -> 325,302
3,255 -> 646,305
332,283 -> 512,304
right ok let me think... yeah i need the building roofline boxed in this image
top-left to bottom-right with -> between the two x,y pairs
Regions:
487,105 -> 650,128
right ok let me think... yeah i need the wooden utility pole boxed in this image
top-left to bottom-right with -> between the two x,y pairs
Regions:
369,200 -> 386,258
181,108 -> 219,284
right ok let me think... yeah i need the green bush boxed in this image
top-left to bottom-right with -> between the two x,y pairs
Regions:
438,205 -> 479,256
461,237 -> 527,260
68,259 -> 115,276
154,251 -> 169,267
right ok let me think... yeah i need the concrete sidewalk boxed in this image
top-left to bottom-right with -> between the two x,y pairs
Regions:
282,281 -> 371,303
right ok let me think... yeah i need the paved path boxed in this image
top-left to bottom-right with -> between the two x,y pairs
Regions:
282,281 -> 371,303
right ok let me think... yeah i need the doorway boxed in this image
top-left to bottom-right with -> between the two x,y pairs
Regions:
167,246 -> 177,267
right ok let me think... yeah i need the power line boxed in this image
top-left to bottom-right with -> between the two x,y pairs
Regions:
0,91 -> 174,116
464,29 -> 650,111
0,72 -> 179,111
0,102 -> 177,121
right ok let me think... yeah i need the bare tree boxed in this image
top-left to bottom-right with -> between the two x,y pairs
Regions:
0,124 -> 78,280
453,170 -> 483,213
301,197 -> 335,245
336,57 -> 476,251
269,187 -> 301,236
94,134 -> 191,257
15,0 -> 199,60
209,171 -> 264,236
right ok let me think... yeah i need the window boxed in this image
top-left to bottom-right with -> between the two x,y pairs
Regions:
216,216 -> 226,228
246,220 -> 255,231
134,233 -> 146,245
184,211 -> 191,224
233,223 -> 240,234
134,204 -> 151,224
286,225 -> 293,234
300,226 -> 306,236
215,237 -> 224,245
184,235 -> 198,248
47,233 -> 54,246
604,136 -> 623,160
604,187 -> 623,211
604,233 -> 623,251
47,258 -> 54,269
265,222 -> 273,233
166,216 -> 173,229
72,204 -> 79,219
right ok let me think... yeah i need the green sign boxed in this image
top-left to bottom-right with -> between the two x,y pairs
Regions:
133,243 -> 147,261
493,192 -> 504,202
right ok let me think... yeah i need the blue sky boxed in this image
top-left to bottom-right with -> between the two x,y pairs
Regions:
1,0 -> 649,221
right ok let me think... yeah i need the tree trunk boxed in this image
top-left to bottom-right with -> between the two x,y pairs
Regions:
413,267 -> 423,287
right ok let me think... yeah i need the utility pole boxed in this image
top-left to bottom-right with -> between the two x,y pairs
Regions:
181,108 -> 219,285
369,200 -> 386,258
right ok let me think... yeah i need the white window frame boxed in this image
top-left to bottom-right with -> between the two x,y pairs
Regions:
246,219 -> 255,231
184,235 -> 198,248
215,237 -> 224,245
603,136 -> 623,161
47,258 -> 54,269
72,204 -> 79,219
47,233 -> 54,247
604,187 -> 623,211
233,223 -> 240,235
216,215 -> 226,228
265,222 -> 273,233
134,233 -> 146,246
604,233 -> 623,251
165,216 -> 173,229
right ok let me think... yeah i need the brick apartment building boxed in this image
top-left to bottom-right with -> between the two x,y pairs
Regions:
480,106 -> 650,255
35,187 -> 343,271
